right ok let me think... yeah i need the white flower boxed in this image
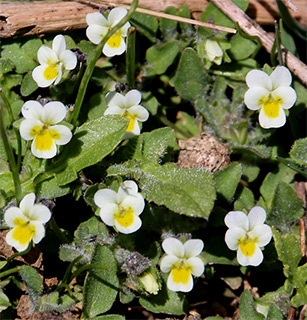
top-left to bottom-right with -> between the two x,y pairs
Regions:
4,193 -> 51,252
94,180 -> 145,234
160,238 -> 204,292
105,89 -> 149,136
32,35 -> 77,87
205,39 -> 223,65
244,66 -> 297,129
86,7 -> 131,57
19,100 -> 72,159
224,206 -> 272,266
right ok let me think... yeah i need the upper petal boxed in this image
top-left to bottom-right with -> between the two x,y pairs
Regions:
248,206 -> 267,228
86,25 -> 108,45
52,35 -> 66,56
244,87 -> 269,110
21,101 -> 43,119
224,211 -> 249,230
125,90 -> 142,107
117,180 -> 139,202
272,87 -> 297,110
37,46 -> 59,65
160,255 -> 180,273
162,238 -> 184,258
86,12 -> 108,27
28,204 -> 51,223
94,189 -> 117,208
246,70 -> 272,91
106,92 -> 125,108
104,105 -> 125,116
270,66 -> 292,89
20,193 -> 36,214
183,239 -> 204,258
41,101 -> 67,124
120,194 -> 145,216
59,50 -> 77,70
108,7 -> 128,26
259,107 -> 286,129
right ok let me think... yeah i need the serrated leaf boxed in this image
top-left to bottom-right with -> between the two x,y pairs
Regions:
47,115 -> 128,186
240,290 -> 265,320
267,182 -> 303,231
83,244 -> 119,318
290,138 -> 307,166
214,162 -> 241,202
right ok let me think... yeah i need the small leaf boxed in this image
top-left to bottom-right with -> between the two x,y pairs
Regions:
83,244 -> 119,318
20,71 -> 38,96
131,12 -> 158,42
266,304 -> 283,320
239,290 -> 265,320
290,138 -> 307,166
229,33 -> 257,60
160,7 -> 178,39
91,315 -> 125,320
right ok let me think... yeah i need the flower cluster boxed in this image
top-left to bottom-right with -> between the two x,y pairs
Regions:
19,100 -> 72,159
224,206 -> 272,266
244,66 -> 297,129
94,180 -> 145,234
4,193 -> 51,252
32,35 -> 77,88
105,89 -> 149,136
86,7 -> 131,57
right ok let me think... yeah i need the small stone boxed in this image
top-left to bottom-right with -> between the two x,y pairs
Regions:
177,132 -> 231,172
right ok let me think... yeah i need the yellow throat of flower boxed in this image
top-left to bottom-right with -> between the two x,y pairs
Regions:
34,127 -> 59,151
12,218 -> 35,245
239,236 -> 257,257
106,33 -> 122,49
124,114 -> 136,132
43,64 -> 59,81
114,206 -> 134,227
171,262 -> 192,284
259,94 -> 282,118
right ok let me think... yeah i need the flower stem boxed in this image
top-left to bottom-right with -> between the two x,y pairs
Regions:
126,26 -> 136,88
50,216 -> 70,244
0,267 -> 20,279
0,102 -> 22,205
68,0 -> 139,126
6,243 -> 32,264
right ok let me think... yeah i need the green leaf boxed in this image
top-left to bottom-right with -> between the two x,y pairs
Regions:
229,33 -> 257,60
267,182 -> 303,231
139,273 -> 187,315
19,266 -> 43,306
290,138 -> 307,166
91,315 -> 125,320
239,290 -> 265,320
266,304 -> 283,320
233,185 -> 255,211
146,41 -> 181,75
47,115 -> 128,186
83,244 -> 119,318
20,71 -> 38,96
291,265 -> 307,307
160,7 -> 178,39
214,162 -> 242,202
172,48 -> 209,101
75,216 -> 109,243
131,11 -> 158,42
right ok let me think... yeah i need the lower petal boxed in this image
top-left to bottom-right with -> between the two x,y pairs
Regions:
103,39 -> 126,57
259,107 -> 286,129
6,229 -> 30,252
115,215 -> 142,234
168,269 -> 194,292
32,65 -> 56,88
31,136 -> 57,159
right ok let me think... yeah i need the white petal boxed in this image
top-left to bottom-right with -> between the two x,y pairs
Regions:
86,25 -> 107,45
115,215 -> 142,234
167,271 -> 193,292
99,203 -> 118,226
22,101 -> 43,119
94,189 -> 117,208
225,227 -> 245,250
31,221 -> 46,244
224,211 -> 249,230
128,105 -> 149,122
86,12 -> 108,27
54,64 -> 63,85
270,66 -> 292,88
186,257 -> 205,277
31,138 -> 57,159
124,120 -> 140,136
248,206 -> 267,228
117,180 -> 138,202
160,255 -> 180,273
259,107 -> 286,129
19,119 -> 43,141
6,229 -> 30,252
32,65 -> 56,88
183,239 -> 204,258
244,87 -> 269,110
119,22 -> 131,37
104,105 -> 125,116
49,125 -> 72,145
41,101 -> 67,124
60,50 -> 77,70
28,204 -> 51,223
248,225 -> 272,247
106,92 -> 125,108
237,246 -> 263,266
103,38 -> 126,57
20,193 -> 36,213
125,90 -> 142,107
37,46 -> 58,65
108,7 -> 128,26
120,194 -> 145,216
162,238 -> 184,258
52,35 -> 66,56
272,87 -> 297,110
205,39 -> 223,62
4,207 -> 26,228
246,70 -> 272,91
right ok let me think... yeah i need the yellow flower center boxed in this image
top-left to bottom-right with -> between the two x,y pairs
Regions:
30,125 -> 42,137
34,129 -> 54,151
12,218 -> 35,245
43,65 -> 59,80
259,95 -> 282,118
114,206 -> 134,227
171,262 -> 192,284
124,114 -> 136,132
106,33 -> 122,48
239,237 -> 258,257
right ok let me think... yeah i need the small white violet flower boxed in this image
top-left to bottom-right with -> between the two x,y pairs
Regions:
32,35 -> 77,87
19,100 -> 72,159
160,238 -> 204,292
94,180 -> 145,234
105,89 -> 149,136
244,66 -> 297,129
86,7 -> 131,57
205,39 -> 223,65
224,206 -> 272,266
4,193 -> 51,252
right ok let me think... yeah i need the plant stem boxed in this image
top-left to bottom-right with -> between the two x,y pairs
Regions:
0,267 -> 20,279
68,0 -> 139,126
0,103 -> 22,205
275,20 -> 284,66
6,243 -> 32,264
126,26 -> 136,88
50,216 -> 70,244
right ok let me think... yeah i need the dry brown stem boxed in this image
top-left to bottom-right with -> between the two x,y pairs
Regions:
210,0 -> 307,86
